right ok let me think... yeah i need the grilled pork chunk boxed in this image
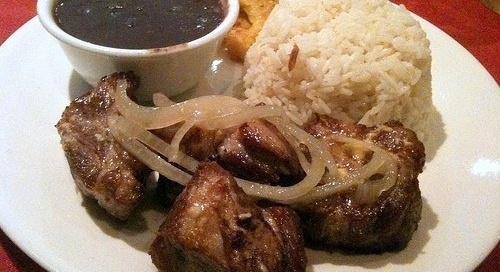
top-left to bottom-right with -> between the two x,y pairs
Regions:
56,72 -> 149,220
299,115 -> 425,252
152,124 -> 231,162
153,118 -> 305,186
216,119 -> 305,186
150,162 -> 307,272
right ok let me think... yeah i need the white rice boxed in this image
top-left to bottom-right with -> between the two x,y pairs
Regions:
243,0 -> 433,142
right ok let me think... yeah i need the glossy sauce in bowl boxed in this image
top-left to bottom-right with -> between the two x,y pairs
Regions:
53,0 -> 226,49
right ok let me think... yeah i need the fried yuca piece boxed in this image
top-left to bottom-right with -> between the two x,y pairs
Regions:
223,0 -> 278,62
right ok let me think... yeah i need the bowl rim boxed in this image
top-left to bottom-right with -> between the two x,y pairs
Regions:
36,0 -> 240,57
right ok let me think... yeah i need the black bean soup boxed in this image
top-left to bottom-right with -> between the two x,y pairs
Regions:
54,0 -> 225,49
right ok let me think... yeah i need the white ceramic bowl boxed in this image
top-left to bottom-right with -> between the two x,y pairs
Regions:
37,0 -> 239,101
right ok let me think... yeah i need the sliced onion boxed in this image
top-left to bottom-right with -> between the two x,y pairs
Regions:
169,118 -> 196,162
293,135 -> 399,204
232,142 -> 324,203
239,117 -> 329,203
152,92 -> 175,107
108,114 -> 199,173
331,135 -> 398,197
109,86 -> 399,205
267,117 -> 339,177
353,147 -> 398,203
114,79 -> 249,129
266,117 -> 312,171
197,105 -> 283,130
108,115 -> 193,185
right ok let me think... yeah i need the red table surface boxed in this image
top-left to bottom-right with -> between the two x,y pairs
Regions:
0,0 -> 498,271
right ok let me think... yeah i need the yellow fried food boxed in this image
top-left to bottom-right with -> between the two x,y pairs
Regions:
223,0 -> 278,62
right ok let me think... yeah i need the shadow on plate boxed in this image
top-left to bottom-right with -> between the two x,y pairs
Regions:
423,104 -> 446,162
67,71 -> 92,100
305,197 -> 438,270
81,188 -> 169,253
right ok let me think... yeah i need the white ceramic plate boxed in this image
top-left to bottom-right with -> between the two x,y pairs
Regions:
0,15 -> 499,272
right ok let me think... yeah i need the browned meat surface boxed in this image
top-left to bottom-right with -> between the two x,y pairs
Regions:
152,125 -> 231,162
259,203 -> 308,271
150,162 -> 307,272
55,72 -> 149,220
153,118 -> 305,186
298,115 -> 425,253
216,119 -> 305,186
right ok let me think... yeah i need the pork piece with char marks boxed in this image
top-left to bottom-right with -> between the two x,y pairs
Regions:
56,72 -> 149,220
215,119 -> 305,186
150,162 -> 307,272
298,115 -> 425,253
153,118 -> 305,186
